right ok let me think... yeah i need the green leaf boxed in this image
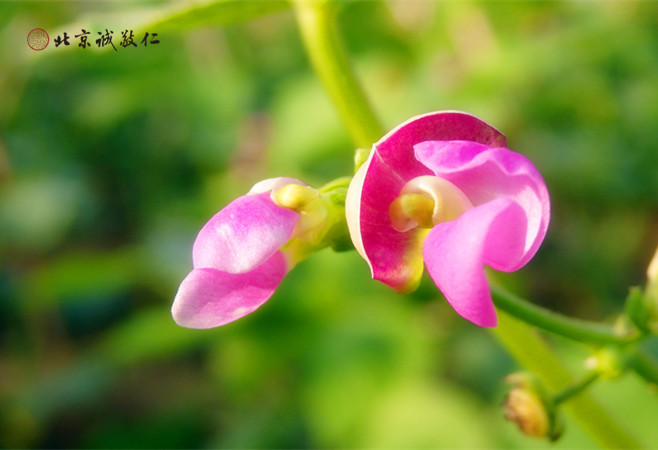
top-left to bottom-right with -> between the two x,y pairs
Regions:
38,0 -> 291,59
137,0 -> 291,33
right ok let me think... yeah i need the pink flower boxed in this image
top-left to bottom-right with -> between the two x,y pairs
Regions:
172,178 -> 310,329
346,111 -> 550,327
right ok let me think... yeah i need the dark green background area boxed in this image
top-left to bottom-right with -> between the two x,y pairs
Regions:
1,1 -> 657,448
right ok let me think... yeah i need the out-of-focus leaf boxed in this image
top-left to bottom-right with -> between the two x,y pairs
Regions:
136,0 -> 290,32
39,0 -> 291,59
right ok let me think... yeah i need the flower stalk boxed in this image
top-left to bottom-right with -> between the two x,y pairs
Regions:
293,0 -> 384,149
491,285 -> 638,345
551,371 -> 600,406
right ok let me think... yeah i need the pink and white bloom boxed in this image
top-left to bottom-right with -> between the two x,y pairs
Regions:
172,178 -> 311,329
346,111 -> 550,327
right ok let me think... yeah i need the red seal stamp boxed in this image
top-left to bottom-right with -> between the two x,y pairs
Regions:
27,28 -> 49,51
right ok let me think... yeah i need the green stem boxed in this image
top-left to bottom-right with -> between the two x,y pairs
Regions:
492,285 -> 658,386
293,0 -> 384,149
491,285 -> 638,345
552,371 -> 600,406
493,311 -> 644,449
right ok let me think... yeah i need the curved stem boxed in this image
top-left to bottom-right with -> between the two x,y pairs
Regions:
491,285 -> 638,346
493,312 -> 644,449
293,0 -> 384,149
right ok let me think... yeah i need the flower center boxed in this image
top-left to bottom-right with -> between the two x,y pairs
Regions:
389,175 -> 473,232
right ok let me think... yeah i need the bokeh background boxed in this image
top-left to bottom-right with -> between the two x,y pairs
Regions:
1,1 -> 657,448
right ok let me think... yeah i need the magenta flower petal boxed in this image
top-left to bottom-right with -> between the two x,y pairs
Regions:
414,140 -> 550,268
346,151 -> 426,292
346,111 -> 508,292
172,251 -> 288,329
422,198 -> 528,327
374,110 -> 507,181
193,192 -> 299,274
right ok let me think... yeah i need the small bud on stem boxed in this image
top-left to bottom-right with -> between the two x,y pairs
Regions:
503,373 -> 563,441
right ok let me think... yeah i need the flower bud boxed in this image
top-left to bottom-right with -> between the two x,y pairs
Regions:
584,348 -> 625,379
503,373 -> 562,441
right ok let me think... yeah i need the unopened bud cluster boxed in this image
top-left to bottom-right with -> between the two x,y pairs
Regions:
503,373 -> 562,441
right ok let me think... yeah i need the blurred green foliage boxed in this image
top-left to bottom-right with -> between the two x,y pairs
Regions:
1,1 -> 657,448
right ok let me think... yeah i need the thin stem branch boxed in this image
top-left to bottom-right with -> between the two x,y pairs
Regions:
552,371 -> 600,406
493,312 -> 645,449
293,0 -> 384,149
491,285 -> 638,346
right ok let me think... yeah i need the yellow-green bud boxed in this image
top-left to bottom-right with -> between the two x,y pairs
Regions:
584,348 -> 625,379
504,386 -> 549,438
